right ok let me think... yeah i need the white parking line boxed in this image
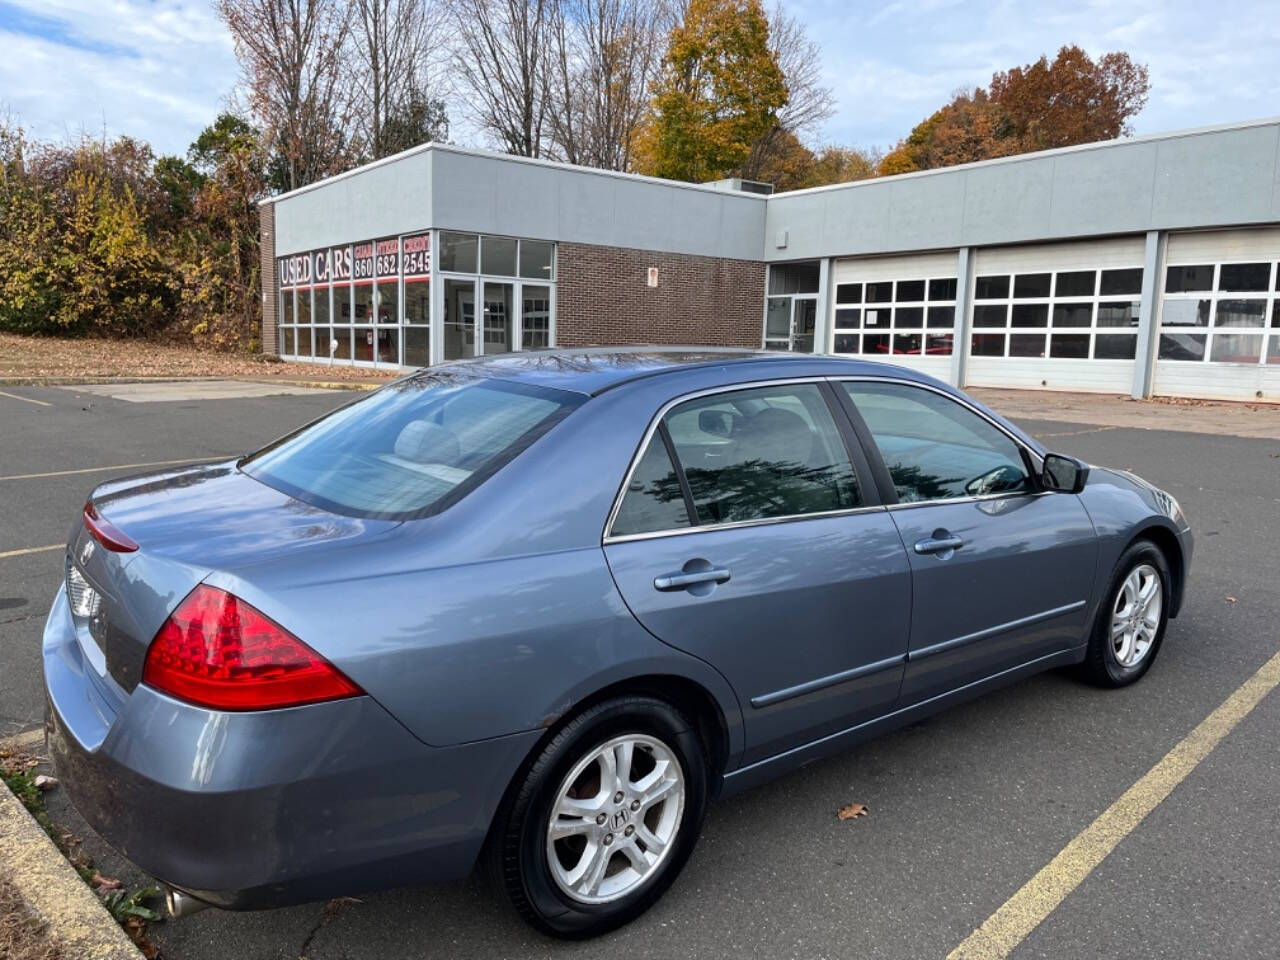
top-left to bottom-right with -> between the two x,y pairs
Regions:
0,389 -> 50,407
0,544 -> 62,560
0,456 -> 224,482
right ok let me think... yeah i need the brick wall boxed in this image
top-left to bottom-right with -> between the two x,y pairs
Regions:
259,203 -> 278,356
555,242 -> 765,348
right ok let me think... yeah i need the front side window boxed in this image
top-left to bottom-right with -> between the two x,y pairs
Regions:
841,382 -> 1030,503
242,374 -> 582,520
611,384 -> 861,536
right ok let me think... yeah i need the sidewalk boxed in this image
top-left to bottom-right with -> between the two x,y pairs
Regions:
969,387 -> 1280,440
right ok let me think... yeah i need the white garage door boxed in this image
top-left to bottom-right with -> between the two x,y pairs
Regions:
966,237 -> 1146,394
829,252 -> 959,383
1155,228 -> 1280,402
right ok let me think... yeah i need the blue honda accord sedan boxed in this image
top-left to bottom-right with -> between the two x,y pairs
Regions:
44,349 -> 1192,937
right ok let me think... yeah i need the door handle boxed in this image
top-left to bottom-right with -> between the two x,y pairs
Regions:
914,535 -> 965,556
654,567 -> 732,591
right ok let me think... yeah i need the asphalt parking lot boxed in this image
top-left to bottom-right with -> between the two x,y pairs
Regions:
2,381 -> 1278,959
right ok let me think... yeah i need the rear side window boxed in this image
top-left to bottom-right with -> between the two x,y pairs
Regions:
840,382 -> 1029,503
242,373 -> 582,520
610,435 -> 691,537
611,383 -> 861,535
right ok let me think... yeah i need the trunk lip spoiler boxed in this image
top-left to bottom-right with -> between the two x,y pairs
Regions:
83,501 -> 139,553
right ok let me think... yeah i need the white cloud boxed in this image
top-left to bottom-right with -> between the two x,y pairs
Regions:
1,0 -> 237,155
786,0 -> 1280,149
2,0 -> 1279,160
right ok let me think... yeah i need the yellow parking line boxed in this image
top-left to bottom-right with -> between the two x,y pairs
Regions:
0,456 -> 223,482
0,544 -> 61,560
0,389 -> 50,407
949,648 -> 1280,959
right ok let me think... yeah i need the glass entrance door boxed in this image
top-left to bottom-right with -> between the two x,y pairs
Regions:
482,282 -> 514,354
764,296 -> 817,352
443,278 -> 476,360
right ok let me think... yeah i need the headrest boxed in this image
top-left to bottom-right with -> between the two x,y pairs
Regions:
394,420 -> 461,464
734,407 -> 813,468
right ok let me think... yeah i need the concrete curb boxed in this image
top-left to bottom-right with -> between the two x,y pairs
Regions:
234,377 -> 382,391
0,757 -> 143,959
0,375 -> 385,391
0,729 -> 45,753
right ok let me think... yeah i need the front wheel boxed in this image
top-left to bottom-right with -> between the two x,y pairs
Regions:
488,696 -> 708,938
1083,540 -> 1171,687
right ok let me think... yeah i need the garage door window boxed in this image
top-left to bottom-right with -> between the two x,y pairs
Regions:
971,267 -> 1142,360
1160,261 -> 1277,364
833,277 -> 955,357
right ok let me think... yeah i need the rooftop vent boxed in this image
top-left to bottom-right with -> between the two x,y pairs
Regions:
703,177 -> 774,196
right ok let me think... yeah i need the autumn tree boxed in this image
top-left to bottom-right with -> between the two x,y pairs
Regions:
546,0 -> 667,170
633,0 -> 788,183
449,0 -> 555,157
739,2 -> 833,182
991,46 -> 1149,151
879,45 -> 1150,175
216,0 -> 354,191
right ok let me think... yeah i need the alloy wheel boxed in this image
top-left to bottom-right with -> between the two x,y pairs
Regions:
1111,562 -> 1162,667
545,733 -> 685,905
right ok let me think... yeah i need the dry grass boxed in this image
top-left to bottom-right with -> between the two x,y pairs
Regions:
0,333 -> 397,384
0,877 -> 63,960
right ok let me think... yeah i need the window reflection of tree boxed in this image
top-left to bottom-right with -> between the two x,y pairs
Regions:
886,463 -> 965,502
635,459 -> 856,524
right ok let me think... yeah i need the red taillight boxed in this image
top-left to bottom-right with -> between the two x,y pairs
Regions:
142,585 -> 363,711
83,501 -> 138,553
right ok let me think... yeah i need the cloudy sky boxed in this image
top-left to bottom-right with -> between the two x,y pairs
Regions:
1,0 -> 1278,158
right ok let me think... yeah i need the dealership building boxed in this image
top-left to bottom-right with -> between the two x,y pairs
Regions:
260,117 -> 1280,402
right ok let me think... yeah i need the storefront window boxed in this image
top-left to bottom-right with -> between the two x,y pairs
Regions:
354,284 -> 374,325
404,327 -> 430,366
520,241 -> 554,280
440,232 -> 478,273
481,236 -> 518,277
522,285 -> 552,348
354,326 -> 375,362
279,231 -> 554,368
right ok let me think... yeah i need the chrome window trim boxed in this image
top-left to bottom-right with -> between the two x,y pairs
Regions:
603,377 -> 864,544
605,503 -> 889,544
602,374 -> 1048,545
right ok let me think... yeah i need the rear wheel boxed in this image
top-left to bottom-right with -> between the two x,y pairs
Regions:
1084,540 -> 1170,687
489,696 -> 708,938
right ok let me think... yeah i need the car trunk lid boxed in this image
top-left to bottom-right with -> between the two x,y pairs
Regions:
67,461 -> 397,695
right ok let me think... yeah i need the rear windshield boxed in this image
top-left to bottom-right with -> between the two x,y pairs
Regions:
241,373 -> 582,520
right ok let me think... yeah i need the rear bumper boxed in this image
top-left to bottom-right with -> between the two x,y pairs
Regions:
43,587 -> 539,909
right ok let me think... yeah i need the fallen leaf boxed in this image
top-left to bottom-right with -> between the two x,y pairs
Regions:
91,873 -> 124,890
837,802 -> 869,821
1225,596 -> 1238,603
33,774 -> 58,790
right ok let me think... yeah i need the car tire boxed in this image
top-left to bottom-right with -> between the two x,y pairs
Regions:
1083,539 -> 1172,688
487,695 -> 708,939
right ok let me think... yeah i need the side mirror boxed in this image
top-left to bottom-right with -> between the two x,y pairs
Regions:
1041,453 -> 1089,494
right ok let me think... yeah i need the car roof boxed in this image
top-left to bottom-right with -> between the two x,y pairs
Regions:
410,346 -> 912,396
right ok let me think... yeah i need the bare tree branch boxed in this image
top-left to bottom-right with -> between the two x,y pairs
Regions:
545,0 -> 667,170
216,0 -> 355,191
448,0 -> 554,157
351,0 -> 448,158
